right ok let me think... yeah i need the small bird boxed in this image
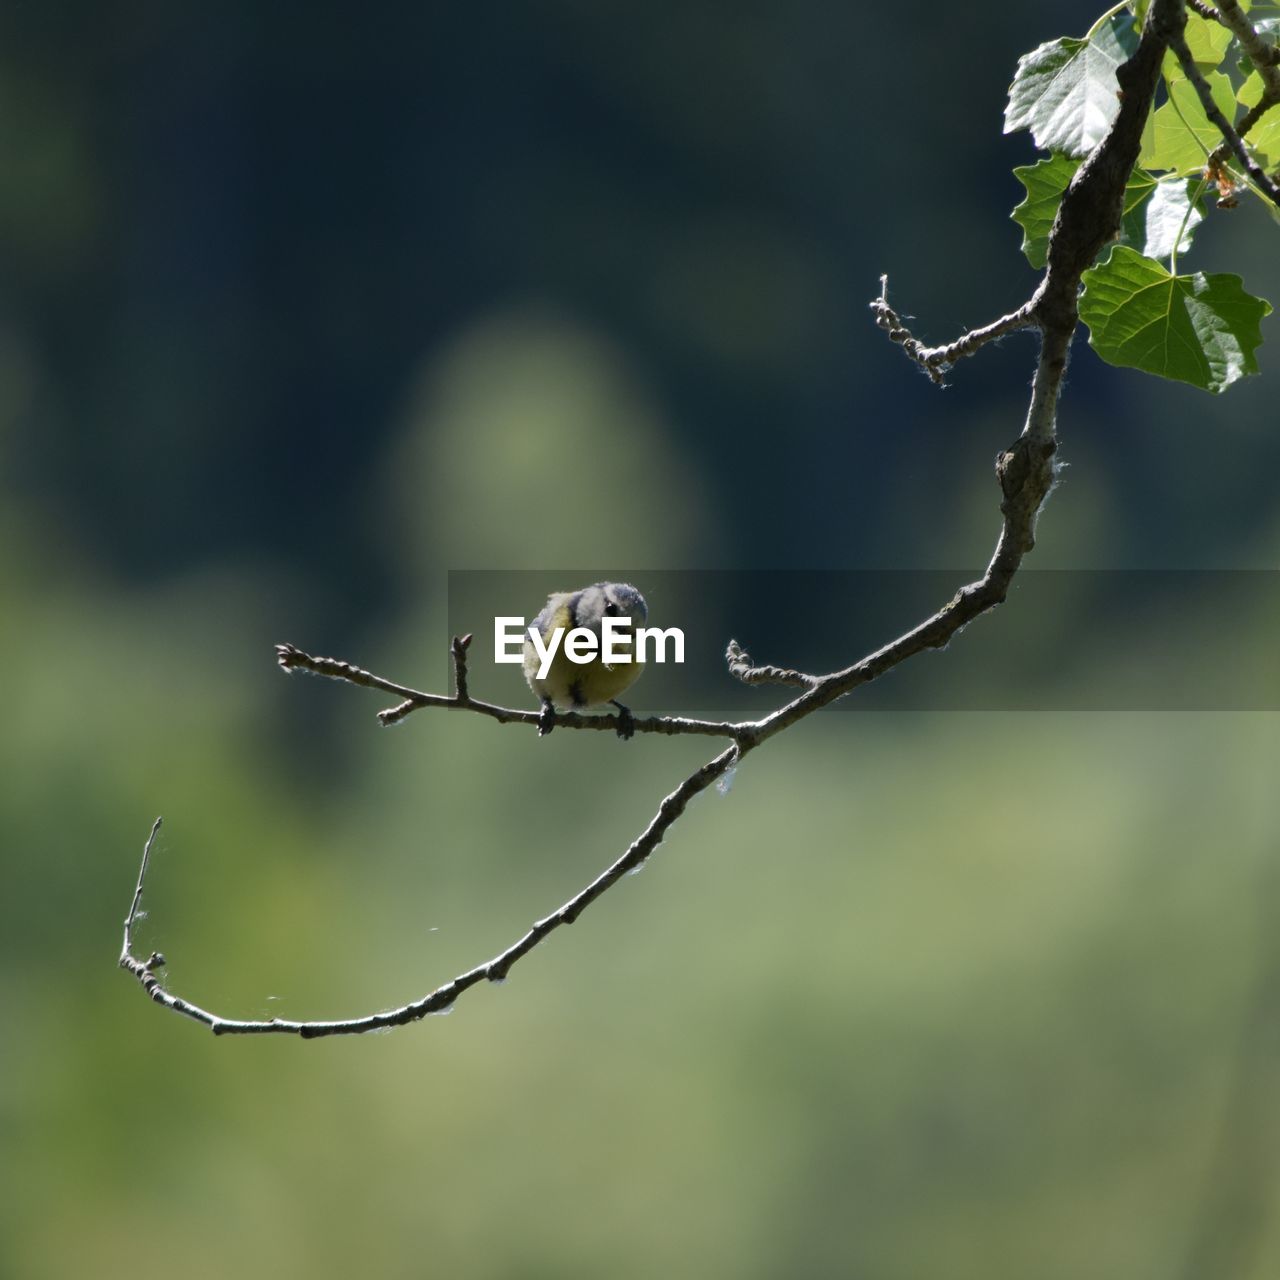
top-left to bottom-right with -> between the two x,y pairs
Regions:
523,582 -> 648,739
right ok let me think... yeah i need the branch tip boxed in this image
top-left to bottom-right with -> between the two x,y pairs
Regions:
275,643 -> 305,672
726,639 -> 814,688
379,701 -> 417,726
121,817 -> 165,970
870,277 -> 1035,384
450,633 -> 472,702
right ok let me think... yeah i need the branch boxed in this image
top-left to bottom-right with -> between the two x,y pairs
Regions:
870,277 -> 1038,384
275,642 -> 748,741
1210,0 -> 1280,181
1169,12 -> 1280,207
1214,0 -> 1280,82
725,639 -> 815,689
121,749 -> 739,1037
119,817 -> 169,984
121,0 -> 1191,1037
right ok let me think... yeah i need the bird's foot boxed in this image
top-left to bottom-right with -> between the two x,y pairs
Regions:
538,700 -> 557,737
611,700 -> 636,740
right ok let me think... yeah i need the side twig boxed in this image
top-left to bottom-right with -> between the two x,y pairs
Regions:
119,817 -> 169,986
870,276 -> 1039,385
725,640 -> 816,689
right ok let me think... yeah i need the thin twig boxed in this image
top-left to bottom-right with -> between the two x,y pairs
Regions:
450,632 -> 472,701
119,817 -> 168,984
870,277 -> 1038,384
120,749 -> 739,1037
1169,21 -> 1280,207
724,639 -> 815,689
1231,94 -> 1280,151
277,642 -> 745,740
122,0 -> 1190,1038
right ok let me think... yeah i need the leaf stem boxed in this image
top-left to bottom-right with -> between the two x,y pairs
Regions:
1086,2 -> 1134,42
1170,174 -> 1210,273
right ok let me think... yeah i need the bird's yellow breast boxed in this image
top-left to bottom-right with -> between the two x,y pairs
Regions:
522,599 -> 645,709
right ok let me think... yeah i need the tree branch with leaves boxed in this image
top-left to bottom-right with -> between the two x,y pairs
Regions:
121,0 -> 1275,1037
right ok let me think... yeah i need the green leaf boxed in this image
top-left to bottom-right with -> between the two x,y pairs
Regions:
1012,154 -> 1081,268
1011,159 -> 1202,268
1120,172 -> 1204,259
1180,10 -> 1235,69
1004,14 -> 1140,157
1139,71 -> 1239,172
1080,245 -> 1272,392
1239,70 -> 1280,166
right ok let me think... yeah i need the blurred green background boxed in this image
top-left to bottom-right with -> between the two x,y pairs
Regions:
3,2 -> 1279,1277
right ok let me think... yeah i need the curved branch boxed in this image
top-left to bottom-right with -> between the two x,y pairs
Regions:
122,748 -> 739,1037
120,0 -> 1190,1037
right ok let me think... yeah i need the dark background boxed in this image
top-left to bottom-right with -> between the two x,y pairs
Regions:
2,3 -> 1278,1277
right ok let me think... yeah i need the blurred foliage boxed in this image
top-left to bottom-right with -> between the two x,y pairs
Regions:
1,2 -> 1278,1278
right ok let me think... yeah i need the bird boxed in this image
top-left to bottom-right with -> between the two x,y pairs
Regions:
523,582 -> 648,739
